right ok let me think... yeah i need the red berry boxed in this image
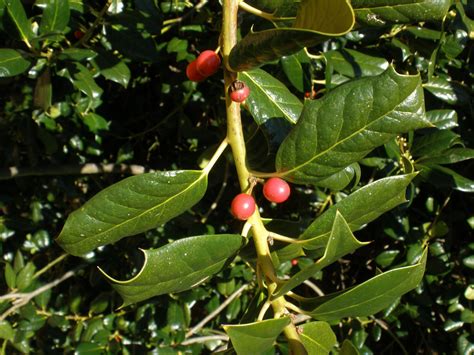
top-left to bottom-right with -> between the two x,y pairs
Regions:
229,80 -> 250,103
186,60 -> 207,82
74,30 -> 84,39
291,259 -> 298,266
231,193 -> 256,220
263,177 -> 291,203
196,50 -> 221,77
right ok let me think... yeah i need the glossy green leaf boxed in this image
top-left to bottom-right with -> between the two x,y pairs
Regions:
224,317 -> 290,355
229,0 -> 355,71
5,0 -> 35,44
418,148 -> 474,165
240,69 -> 303,125
340,339 -> 360,355
274,212 -> 367,298
280,50 -> 311,93
69,63 -> 103,99
16,262 -> 36,290
83,113 -> 109,133
352,0 -> 451,26
58,48 -> 98,62
0,320 -> 14,340
324,49 -> 389,78
315,163 -> 361,191
245,0 -> 298,17
93,52 -> 131,88
426,109 -> 458,130
0,49 -> 31,77
40,0 -> 70,34
307,249 -> 427,321
375,250 -> 400,268
300,321 -> 337,354
100,234 -> 243,306
424,78 -> 471,106
418,164 -> 474,192
299,173 -> 416,249
411,129 -> 462,157
275,67 -> 428,184
306,249 -> 428,321
56,170 -> 208,256
4,262 -> 16,289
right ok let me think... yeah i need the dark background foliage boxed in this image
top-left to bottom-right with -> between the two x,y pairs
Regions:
0,0 -> 472,353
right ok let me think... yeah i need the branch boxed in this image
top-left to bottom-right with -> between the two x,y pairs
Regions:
185,284 -> 248,338
0,164 -> 152,180
0,270 -> 76,321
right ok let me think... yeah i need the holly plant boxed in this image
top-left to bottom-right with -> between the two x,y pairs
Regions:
1,0 -> 472,354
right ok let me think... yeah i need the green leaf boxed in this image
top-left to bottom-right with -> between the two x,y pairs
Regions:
5,0 -> 35,44
280,50 -> 312,93
93,52 -> 131,88
56,170 -> 208,256
0,48 -> 31,77
224,317 -> 290,355
4,262 -> 16,289
417,148 -> 474,165
40,0 -> 70,34
352,0 -> 451,26
58,48 -> 98,61
229,0 -> 355,71
340,339 -> 360,355
275,67 -> 429,184
240,69 -> 303,125
418,164 -> 474,192
411,129 -> 462,157
69,63 -> 103,99
375,250 -> 400,268
274,212 -> 367,298
83,113 -> 109,133
324,49 -> 389,78
307,249 -> 427,321
314,163 -> 361,191
426,109 -> 458,130
100,234 -> 243,306
424,78 -> 471,106
300,321 -> 337,354
0,320 -> 14,340
16,262 -> 36,291
299,173 -> 416,249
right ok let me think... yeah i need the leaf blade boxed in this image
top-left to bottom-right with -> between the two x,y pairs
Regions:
276,67 -> 429,184
56,170 -> 208,256
101,234 -> 243,306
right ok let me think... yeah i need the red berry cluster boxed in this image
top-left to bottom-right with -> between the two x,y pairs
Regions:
186,50 -> 221,82
230,178 -> 291,221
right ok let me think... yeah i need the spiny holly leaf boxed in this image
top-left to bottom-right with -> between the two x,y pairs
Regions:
240,69 -> 303,125
274,212 -> 367,298
300,321 -> 337,355
323,48 -> 389,78
275,67 -> 429,184
100,234 -> 243,306
299,173 -> 416,250
57,170 -> 208,256
352,0 -> 451,27
224,317 -> 291,354
307,249 -> 427,321
229,0 -> 355,71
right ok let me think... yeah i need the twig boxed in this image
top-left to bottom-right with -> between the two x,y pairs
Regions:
0,270 -> 76,321
0,164 -> 152,180
201,162 -> 229,223
161,0 -> 209,34
74,0 -> 113,48
180,335 -> 229,346
185,284 -> 248,338
371,317 -> 409,355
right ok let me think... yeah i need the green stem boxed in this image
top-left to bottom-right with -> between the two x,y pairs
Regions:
222,2 -> 306,354
33,253 -> 68,280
